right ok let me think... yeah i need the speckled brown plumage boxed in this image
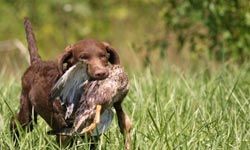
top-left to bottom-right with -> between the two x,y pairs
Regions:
51,64 -> 132,149
74,65 -> 129,132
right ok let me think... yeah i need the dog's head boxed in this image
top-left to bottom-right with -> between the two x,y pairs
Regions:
58,39 -> 120,80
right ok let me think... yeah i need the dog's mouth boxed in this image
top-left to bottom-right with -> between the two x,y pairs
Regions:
88,69 -> 109,81
89,75 -> 108,81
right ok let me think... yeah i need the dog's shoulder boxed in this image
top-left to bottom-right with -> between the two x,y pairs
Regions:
21,60 -> 60,88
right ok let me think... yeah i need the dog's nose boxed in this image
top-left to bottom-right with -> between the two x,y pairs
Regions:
94,69 -> 109,79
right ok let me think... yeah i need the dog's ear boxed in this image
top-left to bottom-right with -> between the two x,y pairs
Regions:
103,42 -> 120,64
58,45 -> 73,74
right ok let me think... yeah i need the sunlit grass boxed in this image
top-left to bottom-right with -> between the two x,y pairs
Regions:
0,63 -> 249,149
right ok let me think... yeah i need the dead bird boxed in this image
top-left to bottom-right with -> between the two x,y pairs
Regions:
53,65 -> 132,150
74,65 -> 130,134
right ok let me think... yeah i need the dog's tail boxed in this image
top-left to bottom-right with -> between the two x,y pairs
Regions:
24,17 -> 41,65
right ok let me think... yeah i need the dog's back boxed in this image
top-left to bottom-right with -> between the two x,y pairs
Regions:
21,18 -> 59,91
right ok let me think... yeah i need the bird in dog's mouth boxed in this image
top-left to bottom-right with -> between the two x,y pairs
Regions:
50,62 -> 129,136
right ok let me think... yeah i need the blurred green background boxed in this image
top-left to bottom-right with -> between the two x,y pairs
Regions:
0,0 -> 249,76
0,1 -> 250,149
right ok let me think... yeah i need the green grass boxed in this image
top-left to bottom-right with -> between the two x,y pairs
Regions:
0,63 -> 249,149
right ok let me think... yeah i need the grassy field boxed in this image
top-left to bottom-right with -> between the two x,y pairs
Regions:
0,63 -> 249,149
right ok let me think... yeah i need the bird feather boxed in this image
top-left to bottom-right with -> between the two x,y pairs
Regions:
51,62 -> 89,119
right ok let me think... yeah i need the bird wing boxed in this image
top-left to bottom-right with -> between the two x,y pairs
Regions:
51,62 -> 89,104
91,108 -> 114,136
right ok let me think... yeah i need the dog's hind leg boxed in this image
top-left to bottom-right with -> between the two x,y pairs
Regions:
114,103 -> 132,150
10,90 -> 37,142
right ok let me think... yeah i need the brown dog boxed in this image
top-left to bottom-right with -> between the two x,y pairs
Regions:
10,18 -> 131,148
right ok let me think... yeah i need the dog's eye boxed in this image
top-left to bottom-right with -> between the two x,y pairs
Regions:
79,54 -> 89,61
99,53 -> 107,58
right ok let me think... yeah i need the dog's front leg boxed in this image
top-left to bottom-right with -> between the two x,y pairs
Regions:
114,103 -> 132,150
